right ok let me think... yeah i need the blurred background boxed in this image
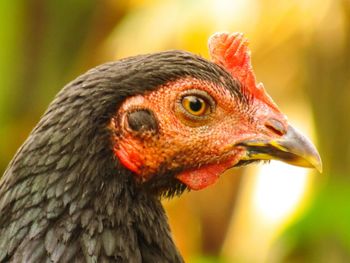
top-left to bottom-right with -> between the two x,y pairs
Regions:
0,0 -> 349,262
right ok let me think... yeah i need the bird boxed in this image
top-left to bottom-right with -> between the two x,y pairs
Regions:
0,32 -> 321,262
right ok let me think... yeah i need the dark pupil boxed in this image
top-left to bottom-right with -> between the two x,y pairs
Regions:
189,97 -> 203,112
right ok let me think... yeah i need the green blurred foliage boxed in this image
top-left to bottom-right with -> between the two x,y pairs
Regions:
270,178 -> 350,263
0,0 -> 98,170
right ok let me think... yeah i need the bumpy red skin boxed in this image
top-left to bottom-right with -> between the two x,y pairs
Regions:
112,78 -> 249,189
111,33 -> 288,190
112,78 -> 285,190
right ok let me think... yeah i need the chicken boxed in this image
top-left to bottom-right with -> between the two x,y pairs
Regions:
0,32 -> 321,262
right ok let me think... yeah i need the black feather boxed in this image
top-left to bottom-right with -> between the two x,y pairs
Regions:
0,50 -> 242,262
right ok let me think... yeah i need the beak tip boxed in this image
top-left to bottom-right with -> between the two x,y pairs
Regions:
237,124 -> 323,173
311,155 -> 323,173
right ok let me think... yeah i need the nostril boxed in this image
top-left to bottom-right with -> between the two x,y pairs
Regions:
265,118 -> 286,136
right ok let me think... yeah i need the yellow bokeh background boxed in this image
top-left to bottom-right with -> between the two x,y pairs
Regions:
1,0 -> 349,262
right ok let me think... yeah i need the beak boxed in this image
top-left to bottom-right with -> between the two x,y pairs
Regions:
238,125 -> 322,172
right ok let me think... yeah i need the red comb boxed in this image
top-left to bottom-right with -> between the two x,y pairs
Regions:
208,32 -> 278,110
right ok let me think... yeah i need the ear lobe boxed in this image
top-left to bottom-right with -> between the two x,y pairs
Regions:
208,32 -> 278,110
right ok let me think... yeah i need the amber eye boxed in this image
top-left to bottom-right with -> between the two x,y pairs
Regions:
181,95 -> 210,116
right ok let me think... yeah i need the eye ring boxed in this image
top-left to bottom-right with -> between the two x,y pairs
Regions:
178,89 -> 215,119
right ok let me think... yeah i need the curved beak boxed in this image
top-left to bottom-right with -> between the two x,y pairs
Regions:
238,125 -> 322,172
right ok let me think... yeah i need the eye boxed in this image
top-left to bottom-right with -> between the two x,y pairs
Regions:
181,95 -> 210,116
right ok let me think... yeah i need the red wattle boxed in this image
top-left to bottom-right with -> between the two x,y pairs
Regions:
176,159 -> 234,190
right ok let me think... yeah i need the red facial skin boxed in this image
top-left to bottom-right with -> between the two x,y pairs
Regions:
111,78 -> 286,190
111,33 -> 289,190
